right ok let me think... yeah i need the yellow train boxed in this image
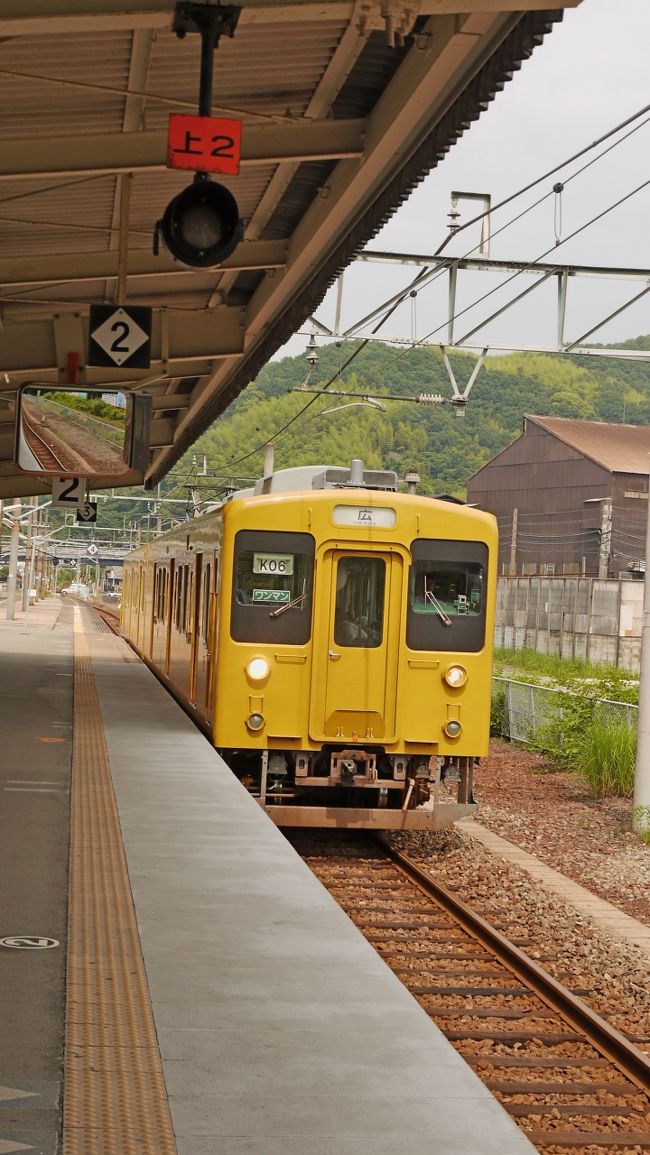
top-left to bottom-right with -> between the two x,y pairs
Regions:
121,460 -> 497,830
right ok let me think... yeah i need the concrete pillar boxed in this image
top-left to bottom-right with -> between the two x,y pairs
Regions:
598,498 -> 612,579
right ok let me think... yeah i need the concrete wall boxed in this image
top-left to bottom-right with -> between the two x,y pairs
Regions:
495,575 -> 644,672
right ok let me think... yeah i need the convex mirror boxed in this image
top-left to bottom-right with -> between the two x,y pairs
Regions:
15,385 -> 152,477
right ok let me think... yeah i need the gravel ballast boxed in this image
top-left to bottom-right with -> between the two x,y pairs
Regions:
387,740 -> 650,1044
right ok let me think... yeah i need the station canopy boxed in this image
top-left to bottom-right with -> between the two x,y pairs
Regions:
0,0 -> 578,498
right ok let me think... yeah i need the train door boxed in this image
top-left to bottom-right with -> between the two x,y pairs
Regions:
309,549 -> 403,743
189,553 -> 202,704
151,564 -> 168,669
193,554 -> 215,720
135,563 -> 146,653
164,558 -> 175,677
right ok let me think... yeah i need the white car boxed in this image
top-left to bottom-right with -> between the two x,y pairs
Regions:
61,583 -> 89,599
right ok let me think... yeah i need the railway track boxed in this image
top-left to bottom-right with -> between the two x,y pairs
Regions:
290,831 -> 650,1154
22,416 -> 70,471
86,602 -> 121,634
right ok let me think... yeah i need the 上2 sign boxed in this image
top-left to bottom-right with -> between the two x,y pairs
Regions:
167,114 -> 242,176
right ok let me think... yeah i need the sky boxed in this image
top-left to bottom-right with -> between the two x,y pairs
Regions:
280,0 -> 650,362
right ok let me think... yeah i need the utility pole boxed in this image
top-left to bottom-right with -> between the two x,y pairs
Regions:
6,503 -> 21,621
634,479 -> 650,837
509,508 -> 518,576
21,496 -> 38,611
597,498 -> 612,579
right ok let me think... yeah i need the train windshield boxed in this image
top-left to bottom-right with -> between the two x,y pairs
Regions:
407,539 -> 488,652
231,529 -> 315,644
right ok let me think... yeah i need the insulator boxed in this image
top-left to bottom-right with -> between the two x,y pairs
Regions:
417,393 -> 445,405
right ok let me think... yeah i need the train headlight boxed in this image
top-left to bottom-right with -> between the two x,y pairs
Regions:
246,712 -> 265,732
443,664 -> 467,688
443,719 -> 462,739
246,656 -> 270,681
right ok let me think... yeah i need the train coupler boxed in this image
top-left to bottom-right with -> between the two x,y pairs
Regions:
330,748 -> 377,785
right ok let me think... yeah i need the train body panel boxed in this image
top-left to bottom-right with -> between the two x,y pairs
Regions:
122,463 -> 497,830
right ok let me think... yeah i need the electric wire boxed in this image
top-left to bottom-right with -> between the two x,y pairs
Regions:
212,104 -> 650,476
338,109 -> 650,373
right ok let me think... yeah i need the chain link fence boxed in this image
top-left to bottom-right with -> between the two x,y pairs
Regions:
492,676 -> 638,745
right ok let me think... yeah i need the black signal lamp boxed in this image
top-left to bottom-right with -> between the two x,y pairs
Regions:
159,173 -> 243,269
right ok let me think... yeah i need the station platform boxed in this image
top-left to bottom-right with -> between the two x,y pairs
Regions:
0,596 -> 537,1155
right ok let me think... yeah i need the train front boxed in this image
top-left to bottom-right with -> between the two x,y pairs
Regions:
214,463 -> 498,830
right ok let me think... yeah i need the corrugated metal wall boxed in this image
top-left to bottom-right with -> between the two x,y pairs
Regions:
495,575 -> 644,673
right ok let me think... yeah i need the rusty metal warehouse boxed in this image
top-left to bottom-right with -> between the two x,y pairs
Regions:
467,415 -> 650,579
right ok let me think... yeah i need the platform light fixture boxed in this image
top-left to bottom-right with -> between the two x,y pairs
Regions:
155,2 -> 243,269
159,173 -> 243,268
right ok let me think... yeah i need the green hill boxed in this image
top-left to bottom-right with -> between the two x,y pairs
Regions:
82,336 -> 650,535
188,336 -> 650,500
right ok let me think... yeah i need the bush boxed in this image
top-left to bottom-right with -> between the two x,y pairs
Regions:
575,718 -> 636,798
490,686 -> 508,738
535,686 -> 594,769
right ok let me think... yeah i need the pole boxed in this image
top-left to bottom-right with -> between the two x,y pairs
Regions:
21,496 -> 37,611
509,508 -> 518,576
633,477 -> 650,836
6,516 -> 20,620
24,536 -> 37,620
598,497 -> 612,579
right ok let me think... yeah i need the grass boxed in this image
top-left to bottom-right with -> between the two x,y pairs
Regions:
575,718 -> 636,798
494,646 -> 634,682
493,648 -> 639,799
494,647 -> 639,704
633,806 -> 650,844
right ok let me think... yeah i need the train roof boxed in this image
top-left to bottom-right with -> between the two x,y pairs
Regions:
228,461 -> 399,500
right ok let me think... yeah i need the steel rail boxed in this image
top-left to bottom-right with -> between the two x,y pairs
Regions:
88,602 -> 121,634
381,839 -> 650,1095
22,415 -> 69,472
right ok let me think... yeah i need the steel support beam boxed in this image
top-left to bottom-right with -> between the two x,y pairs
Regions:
0,305 -> 246,379
0,120 -> 366,182
0,240 -> 287,292
0,1 -> 580,39
334,251 -> 650,360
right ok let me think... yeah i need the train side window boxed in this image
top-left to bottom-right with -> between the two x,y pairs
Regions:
174,567 -> 183,630
202,563 -> 211,641
334,557 -> 385,648
231,530 -> 314,644
179,565 -> 189,633
161,567 -> 168,620
407,540 -> 488,652
154,566 -> 162,621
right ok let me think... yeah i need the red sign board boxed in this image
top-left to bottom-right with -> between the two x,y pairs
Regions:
167,114 -> 242,176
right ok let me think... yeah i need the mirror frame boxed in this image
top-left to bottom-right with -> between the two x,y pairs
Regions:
14,384 -> 152,479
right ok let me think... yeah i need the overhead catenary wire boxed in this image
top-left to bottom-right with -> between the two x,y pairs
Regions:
212,101 -> 650,478
338,106 -> 650,368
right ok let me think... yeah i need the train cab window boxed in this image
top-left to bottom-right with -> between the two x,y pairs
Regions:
231,530 -> 315,644
407,539 -> 488,652
334,556 -> 385,648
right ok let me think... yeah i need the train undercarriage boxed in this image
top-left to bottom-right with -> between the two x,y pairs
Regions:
221,746 -> 478,830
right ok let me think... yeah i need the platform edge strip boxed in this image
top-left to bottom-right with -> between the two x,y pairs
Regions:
62,607 -> 178,1155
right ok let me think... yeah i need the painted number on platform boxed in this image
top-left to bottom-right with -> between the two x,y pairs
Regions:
0,936 -> 59,950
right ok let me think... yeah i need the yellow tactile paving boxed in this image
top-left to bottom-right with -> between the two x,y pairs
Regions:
458,819 -> 650,958
63,607 -> 177,1155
